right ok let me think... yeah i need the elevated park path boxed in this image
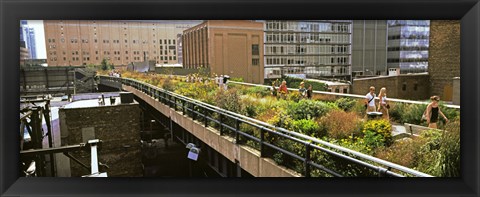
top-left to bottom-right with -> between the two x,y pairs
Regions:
99,75 -> 451,177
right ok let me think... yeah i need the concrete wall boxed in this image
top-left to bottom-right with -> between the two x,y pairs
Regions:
428,20 -> 461,101
124,85 -> 300,177
352,74 -> 430,100
59,102 -> 143,177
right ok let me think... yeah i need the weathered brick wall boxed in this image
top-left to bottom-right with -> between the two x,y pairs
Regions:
352,74 -> 430,100
428,20 -> 461,101
59,104 -> 142,177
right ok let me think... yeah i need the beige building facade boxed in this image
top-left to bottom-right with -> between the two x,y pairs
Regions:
182,20 -> 264,84
44,20 -> 202,66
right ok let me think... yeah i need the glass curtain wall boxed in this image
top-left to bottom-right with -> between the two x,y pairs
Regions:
387,20 -> 430,74
264,20 -> 352,81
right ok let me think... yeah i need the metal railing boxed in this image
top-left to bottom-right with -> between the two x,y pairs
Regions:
100,76 -> 433,177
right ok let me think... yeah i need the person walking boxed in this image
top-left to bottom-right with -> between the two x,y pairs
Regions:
377,87 -> 389,120
299,82 -> 307,98
364,86 -> 377,113
271,82 -> 278,97
425,95 -> 449,129
279,80 -> 288,99
306,84 -> 313,99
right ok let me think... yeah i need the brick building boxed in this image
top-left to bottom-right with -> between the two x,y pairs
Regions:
352,73 -> 430,100
182,20 -> 264,84
428,20 -> 460,101
58,98 -> 142,177
44,20 -> 202,66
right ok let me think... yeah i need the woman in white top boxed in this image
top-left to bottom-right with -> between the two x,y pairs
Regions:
377,87 -> 389,120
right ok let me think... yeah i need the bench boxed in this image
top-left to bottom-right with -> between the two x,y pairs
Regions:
404,123 -> 440,136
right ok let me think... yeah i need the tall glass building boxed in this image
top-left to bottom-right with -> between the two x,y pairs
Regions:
263,20 -> 352,81
20,20 -> 37,59
387,20 -> 430,74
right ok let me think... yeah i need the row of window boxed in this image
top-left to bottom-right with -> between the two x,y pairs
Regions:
49,49 -> 177,56
388,46 -> 429,51
387,58 -> 428,63
265,65 -> 350,76
388,35 -> 429,40
265,45 -> 350,55
49,37 -> 177,45
50,55 -> 177,62
265,32 -> 350,44
265,56 -> 350,66
266,21 -> 351,33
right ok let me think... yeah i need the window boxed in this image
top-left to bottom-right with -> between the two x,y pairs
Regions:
402,83 -> 407,91
168,40 -> 171,45
252,44 -> 259,55
252,58 -> 259,66
414,83 -> 418,91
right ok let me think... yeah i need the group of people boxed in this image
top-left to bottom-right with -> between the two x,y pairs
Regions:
108,70 -> 121,77
271,80 -> 313,100
364,86 -> 448,128
214,75 -> 229,90
185,74 -> 204,83
185,74 -> 229,90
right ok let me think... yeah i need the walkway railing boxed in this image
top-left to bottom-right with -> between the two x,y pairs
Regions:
100,76 -> 433,177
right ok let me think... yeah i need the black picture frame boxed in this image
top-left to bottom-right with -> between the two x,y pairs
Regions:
1,0 -> 479,196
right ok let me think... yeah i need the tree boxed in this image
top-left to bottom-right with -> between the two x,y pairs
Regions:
109,63 -> 115,70
101,58 -> 108,71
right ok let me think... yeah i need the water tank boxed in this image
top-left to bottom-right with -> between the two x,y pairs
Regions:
119,92 -> 134,104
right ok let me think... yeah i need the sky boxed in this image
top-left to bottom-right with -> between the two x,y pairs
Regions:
26,20 -> 46,59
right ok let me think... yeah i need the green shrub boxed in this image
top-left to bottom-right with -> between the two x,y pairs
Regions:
244,86 -> 271,97
388,102 -> 405,123
286,91 -> 303,102
162,77 -> 175,91
230,77 -> 244,82
286,99 -> 336,120
214,88 -> 241,113
290,119 -> 321,137
361,119 -> 393,148
415,120 -> 461,177
335,97 -> 357,112
375,138 -> 425,169
240,97 -> 258,117
437,121 -> 460,177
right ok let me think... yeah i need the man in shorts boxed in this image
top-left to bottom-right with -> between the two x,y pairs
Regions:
365,86 -> 377,112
